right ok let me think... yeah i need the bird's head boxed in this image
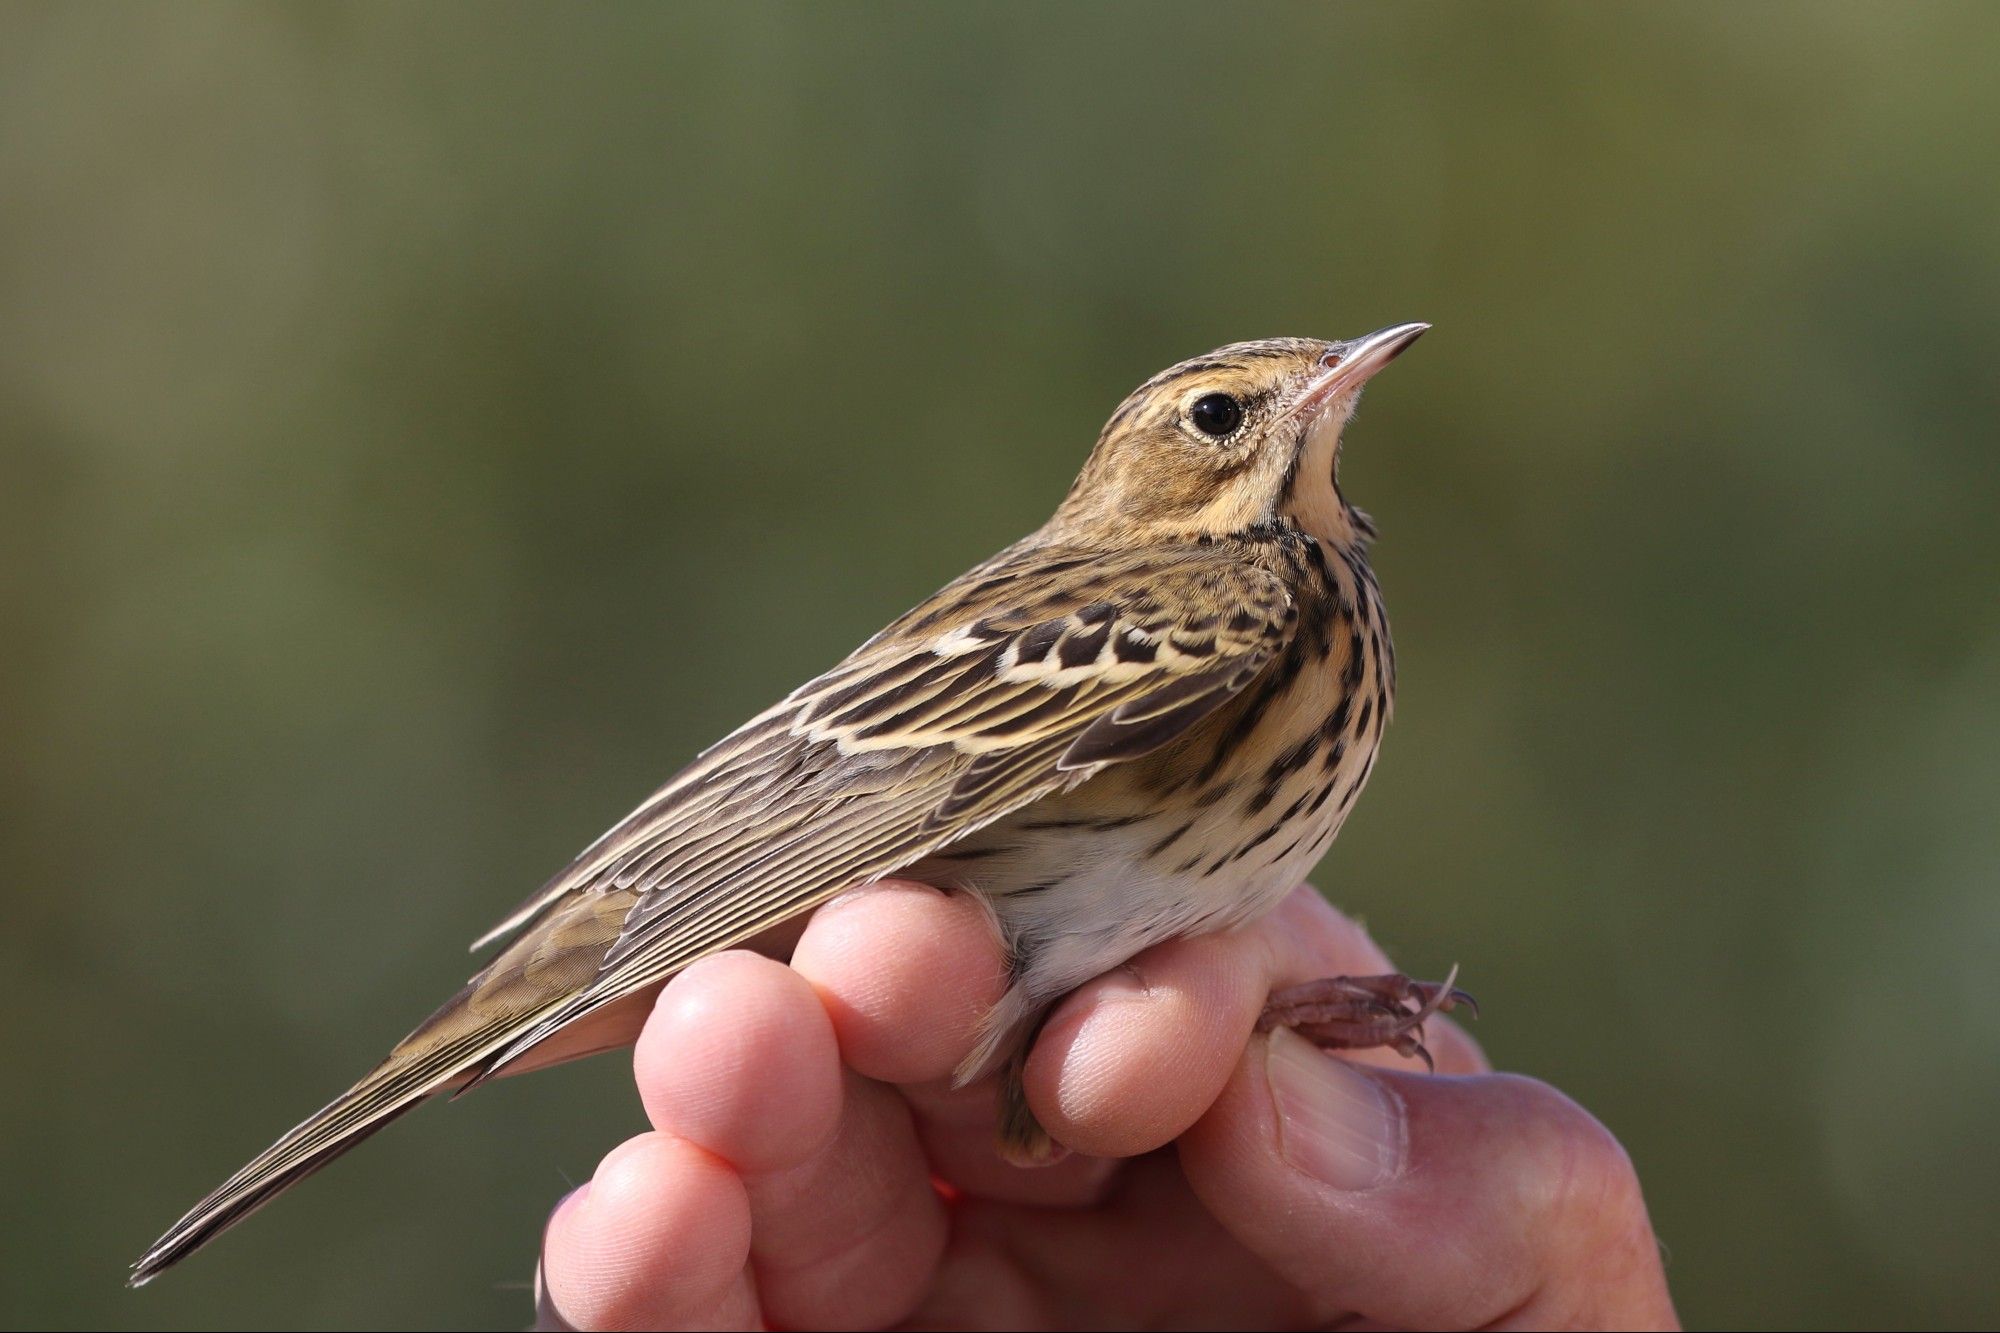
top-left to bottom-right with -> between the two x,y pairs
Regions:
1050,323 -> 1428,546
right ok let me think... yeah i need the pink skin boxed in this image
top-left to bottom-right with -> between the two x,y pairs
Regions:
535,883 -> 1678,1331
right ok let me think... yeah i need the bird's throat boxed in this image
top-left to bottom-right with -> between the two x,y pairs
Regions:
1279,402 -> 1358,543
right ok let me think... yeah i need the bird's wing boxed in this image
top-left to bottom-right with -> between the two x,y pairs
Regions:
478,541 -> 1297,1069
131,542 -> 1295,1282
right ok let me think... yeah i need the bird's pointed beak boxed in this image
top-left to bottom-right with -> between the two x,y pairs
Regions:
1291,322 -> 1430,419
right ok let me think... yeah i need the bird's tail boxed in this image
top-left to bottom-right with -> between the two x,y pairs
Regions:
128,984 -> 512,1285
130,886 -> 639,1286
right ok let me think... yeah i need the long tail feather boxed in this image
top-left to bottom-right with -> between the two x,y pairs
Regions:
129,1078 -> 433,1286
129,991 -> 520,1286
131,886 -> 635,1285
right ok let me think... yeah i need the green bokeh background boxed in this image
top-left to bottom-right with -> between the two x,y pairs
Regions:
5,4 -> 1998,1329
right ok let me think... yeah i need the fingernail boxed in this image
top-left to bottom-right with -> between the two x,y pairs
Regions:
1265,1028 -> 1406,1190
1090,962 -> 1150,1004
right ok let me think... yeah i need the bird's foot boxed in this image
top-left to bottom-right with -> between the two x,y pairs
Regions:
994,1045 -> 1068,1168
1256,965 -> 1476,1072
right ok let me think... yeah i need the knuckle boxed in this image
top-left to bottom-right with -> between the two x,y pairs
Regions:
1498,1075 -> 1645,1243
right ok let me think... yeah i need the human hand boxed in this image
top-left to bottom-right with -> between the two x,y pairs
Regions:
534,882 -> 1677,1330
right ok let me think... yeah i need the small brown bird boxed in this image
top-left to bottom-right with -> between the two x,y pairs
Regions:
133,323 -> 1466,1284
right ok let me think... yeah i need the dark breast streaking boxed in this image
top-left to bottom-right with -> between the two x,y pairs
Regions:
917,520 -> 1393,1085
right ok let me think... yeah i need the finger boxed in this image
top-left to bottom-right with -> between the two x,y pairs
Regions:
538,1133 -> 757,1331
634,951 -> 843,1167
908,1152 -> 1316,1331
1023,885 -> 1485,1159
635,950 -> 947,1330
792,880 -> 1479,1187
1180,1038 -> 1677,1329
792,881 -> 1121,1207
790,880 -> 1007,1087
897,1071 -> 1124,1207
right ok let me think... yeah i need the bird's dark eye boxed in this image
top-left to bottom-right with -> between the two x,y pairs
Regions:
1188,392 -> 1244,438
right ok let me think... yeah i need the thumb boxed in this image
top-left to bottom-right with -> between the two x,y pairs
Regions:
1178,1029 -> 1676,1330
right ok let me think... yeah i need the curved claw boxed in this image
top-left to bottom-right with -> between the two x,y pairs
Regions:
1257,964 -> 1479,1070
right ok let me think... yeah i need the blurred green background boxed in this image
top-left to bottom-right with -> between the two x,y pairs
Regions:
4,3 -> 1997,1328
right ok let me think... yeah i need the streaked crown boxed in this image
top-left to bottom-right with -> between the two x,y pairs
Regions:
1049,325 -> 1427,545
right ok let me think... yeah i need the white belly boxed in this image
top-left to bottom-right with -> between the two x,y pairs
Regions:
914,726 -> 1374,1083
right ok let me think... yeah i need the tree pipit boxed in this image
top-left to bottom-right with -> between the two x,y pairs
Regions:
134,323 -> 1468,1284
